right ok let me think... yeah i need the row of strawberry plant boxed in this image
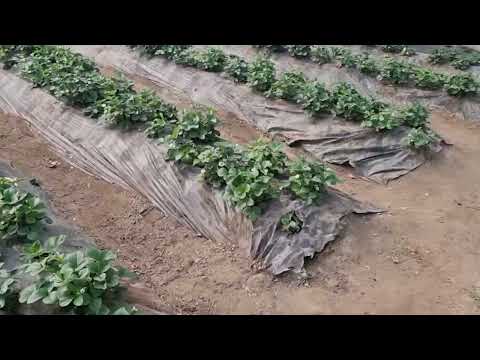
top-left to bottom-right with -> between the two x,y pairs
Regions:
427,47 -> 480,71
0,45 -> 339,225
255,45 -> 480,97
0,176 -> 136,314
129,45 -> 438,149
378,45 -> 480,71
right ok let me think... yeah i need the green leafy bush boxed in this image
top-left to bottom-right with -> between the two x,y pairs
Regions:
361,108 -> 402,131
406,128 -> 438,149
399,102 -> 429,128
195,48 -> 227,72
412,68 -> 446,90
133,45 -> 191,60
245,139 -> 287,177
381,45 -> 406,53
428,48 -> 457,65
253,45 -> 286,52
19,46 -> 107,107
283,157 -> 339,206
166,108 -> 220,164
378,58 -> 413,85
428,47 -> 480,70
355,54 -> 380,75
247,56 -> 276,92
267,71 -> 307,101
90,83 -> 177,128
224,55 -> 249,83
331,83 -> 373,121
296,81 -> 333,116
284,45 -> 311,58
194,142 -> 246,188
223,140 -> 286,220
19,235 -> 136,315
0,263 -> 15,309
173,48 -> 201,67
0,45 -> 39,69
381,45 -> 416,56
443,73 -> 480,96
280,211 -> 303,234
196,139 -> 287,219
310,46 -> 333,64
335,48 -> 358,68
0,178 -> 47,242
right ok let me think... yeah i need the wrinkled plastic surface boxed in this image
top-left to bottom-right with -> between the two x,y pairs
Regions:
66,45 -> 445,183
0,68 -> 381,275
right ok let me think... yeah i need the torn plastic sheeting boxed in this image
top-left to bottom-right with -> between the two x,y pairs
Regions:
67,45 -> 439,183
0,67 -> 381,275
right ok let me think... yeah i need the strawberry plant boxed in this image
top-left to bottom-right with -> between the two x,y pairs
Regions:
280,211 -> 303,234
166,108 -> 220,164
405,128 -> 438,149
20,46 -> 107,108
224,55 -> 249,83
194,142 -> 247,188
92,86 -> 177,128
381,45 -> 416,56
361,108 -> 402,131
222,140 -> 287,220
247,55 -> 276,92
412,68 -> 447,90
19,235 -> 136,315
296,80 -> 333,116
283,157 -> 339,206
355,54 -> 380,75
195,139 -> 288,219
335,48 -> 358,68
267,71 -> 307,101
144,114 -> 170,139
245,139 -> 287,177
399,102 -> 429,128
428,47 -> 480,70
222,165 -> 279,220
443,73 -> 480,97
0,178 -> 47,242
310,46 -> 333,65
133,45 -> 191,60
284,45 -> 312,58
253,45 -> 286,53
378,58 -> 413,85
173,48 -> 201,67
0,262 -> 15,309
428,47 -> 457,65
195,48 -> 227,72
0,45 -> 38,69
331,83 -> 373,121
381,45 -> 406,53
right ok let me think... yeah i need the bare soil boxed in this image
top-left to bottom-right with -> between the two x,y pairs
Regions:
2,94 -> 480,314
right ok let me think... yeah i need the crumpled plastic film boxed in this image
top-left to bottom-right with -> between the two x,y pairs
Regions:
67,45 -> 443,183
0,66 -> 381,275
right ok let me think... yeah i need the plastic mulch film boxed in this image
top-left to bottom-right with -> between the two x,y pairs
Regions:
67,45 -> 444,184
0,68 -> 381,275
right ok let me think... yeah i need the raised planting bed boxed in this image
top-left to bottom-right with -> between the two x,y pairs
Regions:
69,45 -> 444,183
